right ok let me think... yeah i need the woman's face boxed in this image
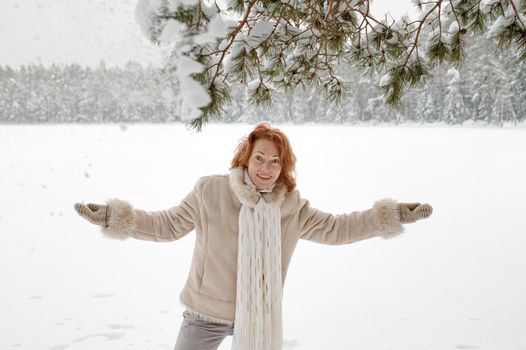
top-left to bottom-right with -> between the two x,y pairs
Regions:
247,139 -> 282,190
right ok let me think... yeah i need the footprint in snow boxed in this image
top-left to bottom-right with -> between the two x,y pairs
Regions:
49,345 -> 69,350
107,324 -> 135,330
456,345 -> 479,349
283,339 -> 300,349
71,332 -> 126,343
91,293 -> 115,298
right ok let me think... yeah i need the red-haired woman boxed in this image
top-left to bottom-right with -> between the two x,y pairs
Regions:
74,123 -> 432,350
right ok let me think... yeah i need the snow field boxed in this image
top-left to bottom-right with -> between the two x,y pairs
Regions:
0,124 -> 525,350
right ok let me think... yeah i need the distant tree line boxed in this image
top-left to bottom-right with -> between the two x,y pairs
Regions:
0,36 -> 524,126
0,61 -> 180,123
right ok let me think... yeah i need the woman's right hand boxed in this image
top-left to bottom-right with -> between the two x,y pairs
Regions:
74,203 -> 109,227
398,202 -> 433,224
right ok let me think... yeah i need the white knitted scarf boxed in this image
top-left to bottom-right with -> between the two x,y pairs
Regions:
231,176 -> 283,350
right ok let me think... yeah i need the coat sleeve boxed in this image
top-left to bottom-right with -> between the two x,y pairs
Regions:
99,179 -> 202,242
298,197 -> 404,245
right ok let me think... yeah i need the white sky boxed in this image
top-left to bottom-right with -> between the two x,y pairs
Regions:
0,0 -> 416,68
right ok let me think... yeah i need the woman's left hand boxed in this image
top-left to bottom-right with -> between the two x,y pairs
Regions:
398,202 -> 433,223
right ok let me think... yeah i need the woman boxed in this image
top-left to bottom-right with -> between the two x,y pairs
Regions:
74,123 -> 432,350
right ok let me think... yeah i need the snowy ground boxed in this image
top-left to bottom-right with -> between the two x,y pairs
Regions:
1,123 -> 525,350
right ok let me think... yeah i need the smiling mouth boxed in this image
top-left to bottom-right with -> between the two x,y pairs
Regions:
257,174 -> 272,180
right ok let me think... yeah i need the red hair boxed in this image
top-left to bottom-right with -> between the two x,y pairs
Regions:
231,123 -> 296,192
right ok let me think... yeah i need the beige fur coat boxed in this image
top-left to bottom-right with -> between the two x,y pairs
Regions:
101,167 -> 403,325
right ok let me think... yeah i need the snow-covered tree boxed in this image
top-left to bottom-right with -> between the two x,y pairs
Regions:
492,76 -> 517,125
513,61 -> 526,119
135,0 -> 526,129
414,89 -> 435,123
443,68 -> 466,123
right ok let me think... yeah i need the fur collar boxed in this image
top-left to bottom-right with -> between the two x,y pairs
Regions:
229,167 -> 288,207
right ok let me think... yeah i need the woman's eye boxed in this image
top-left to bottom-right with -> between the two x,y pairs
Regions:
255,156 -> 263,161
272,159 -> 280,164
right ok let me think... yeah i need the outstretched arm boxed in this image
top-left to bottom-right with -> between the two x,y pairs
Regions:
298,198 -> 432,245
74,180 -> 203,242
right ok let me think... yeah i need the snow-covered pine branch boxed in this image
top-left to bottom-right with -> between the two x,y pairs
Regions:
135,0 -> 526,130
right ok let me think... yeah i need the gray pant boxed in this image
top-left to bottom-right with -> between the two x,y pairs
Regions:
174,311 -> 234,350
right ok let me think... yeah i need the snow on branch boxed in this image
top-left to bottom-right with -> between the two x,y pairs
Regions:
135,0 -> 526,130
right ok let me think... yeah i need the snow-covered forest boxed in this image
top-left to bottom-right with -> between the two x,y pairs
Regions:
1,36 -> 524,126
